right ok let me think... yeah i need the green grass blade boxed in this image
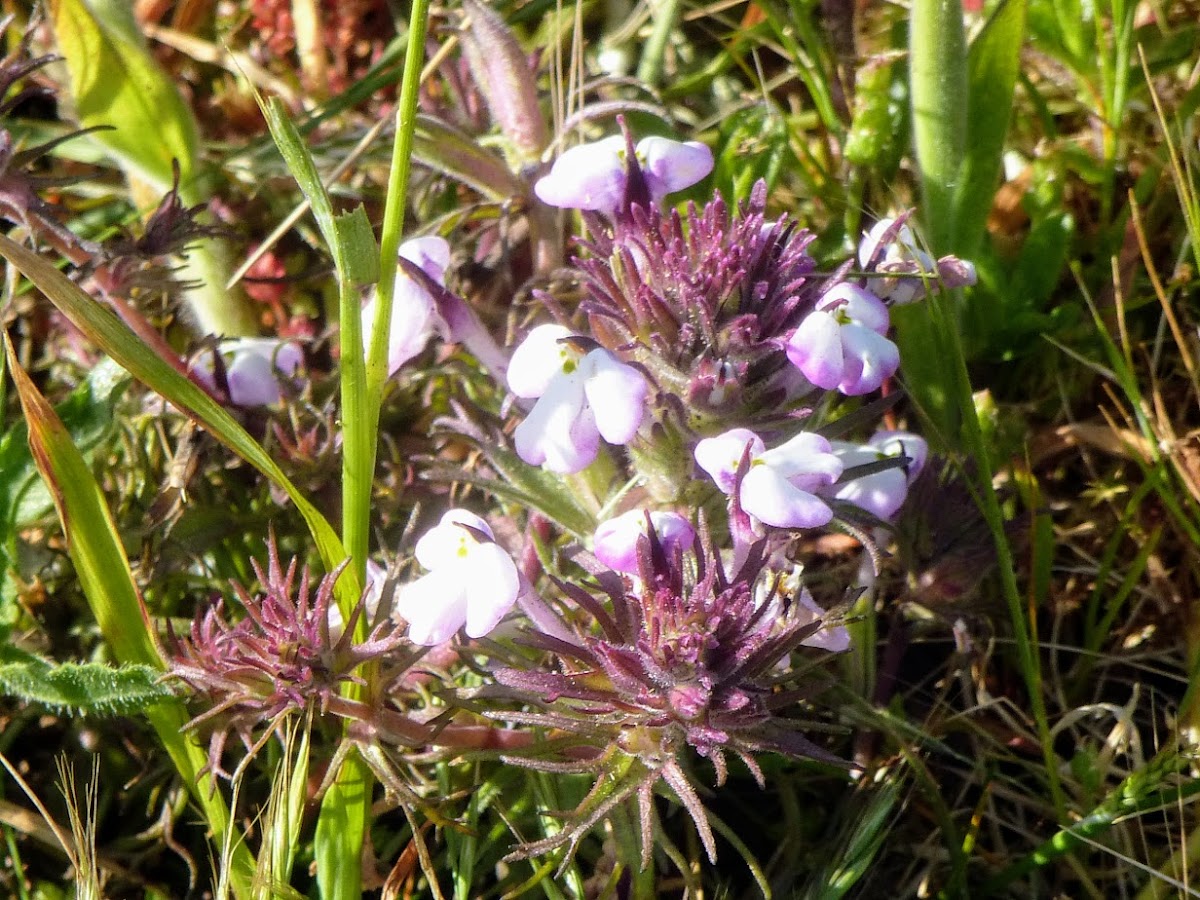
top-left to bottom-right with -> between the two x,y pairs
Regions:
3,336 -> 255,898
0,235 -> 349,586
954,0 -> 1027,256
314,752 -> 371,900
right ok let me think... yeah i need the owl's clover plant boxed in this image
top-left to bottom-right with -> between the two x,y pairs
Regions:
171,116 -> 975,876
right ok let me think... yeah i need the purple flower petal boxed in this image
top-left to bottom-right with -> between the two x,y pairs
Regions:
399,235 -> 451,282
834,467 -> 910,521
787,310 -> 844,390
819,282 -> 890,334
638,137 -> 714,198
740,465 -> 834,529
594,509 -> 695,574
199,337 -> 302,407
837,325 -> 899,394
534,136 -> 626,215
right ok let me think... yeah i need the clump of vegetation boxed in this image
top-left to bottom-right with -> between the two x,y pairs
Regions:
1,0 -> 1198,897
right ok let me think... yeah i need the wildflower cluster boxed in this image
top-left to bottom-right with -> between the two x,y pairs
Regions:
168,118 -> 973,874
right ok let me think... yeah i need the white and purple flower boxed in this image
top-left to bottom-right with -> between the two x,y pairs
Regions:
858,217 -> 977,305
757,566 -> 851,653
593,509 -> 696,574
828,430 -> 928,522
394,509 -> 520,646
694,428 -> 843,529
508,324 -> 649,474
785,282 -> 899,396
360,235 -> 452,376
534,135 -> 713,218
192,337 -> 303,407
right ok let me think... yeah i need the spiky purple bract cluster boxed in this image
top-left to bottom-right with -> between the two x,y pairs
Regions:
170,541 -> 406,779
576,181 -> 825,427
493,522 -> 846,864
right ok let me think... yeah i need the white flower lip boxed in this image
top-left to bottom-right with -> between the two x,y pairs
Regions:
695,428 -> 843,529
508,326 -> 648,474
394,509 -> 520,646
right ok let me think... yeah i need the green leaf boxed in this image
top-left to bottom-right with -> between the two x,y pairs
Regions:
910,0 -> 968,254
48,0 -> 198,194
412,114 -> 524,201
0,652 -> 172,717
315,753 -> 371,900
0,234 -> 353,597
47,0 -> 258,337
954,0 -> 1028,256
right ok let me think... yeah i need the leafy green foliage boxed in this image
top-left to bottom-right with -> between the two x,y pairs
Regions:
48,0 -> 198,193
0,650 -> 172,717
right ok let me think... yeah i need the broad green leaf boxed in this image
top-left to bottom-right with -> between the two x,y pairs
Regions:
48,0 -> 198,195
954,0 -> 1028,257
0,653 -> 172,717
315,753 -> 371,900
2,336 -> 256,898
47,0 -> 258,337
0,235 -> 353,597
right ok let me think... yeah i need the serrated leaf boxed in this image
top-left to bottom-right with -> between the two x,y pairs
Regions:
48,0 -> 198,194
0,656 -> 172,716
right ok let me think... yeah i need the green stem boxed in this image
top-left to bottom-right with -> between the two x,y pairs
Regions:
933,290 -> 1068,820
318,5 -> 429,896
909,0 -> 967,255
368,0 -> 432,405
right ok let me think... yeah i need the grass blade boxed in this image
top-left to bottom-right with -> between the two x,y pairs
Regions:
954,0 -> 1027,257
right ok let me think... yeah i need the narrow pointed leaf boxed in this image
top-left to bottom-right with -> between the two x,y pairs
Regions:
413,115 -> 525,200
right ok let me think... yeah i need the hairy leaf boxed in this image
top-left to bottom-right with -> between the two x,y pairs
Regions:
0,652 -> 172,716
